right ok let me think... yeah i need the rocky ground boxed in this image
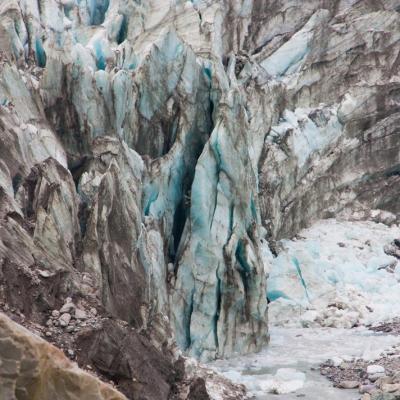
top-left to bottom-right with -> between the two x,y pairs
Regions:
0,298 -> 248,400
369,321 -> 400,336
318,321 -> 400,400
321,345 -> 400,399
0,297 -> 115,384
209,326 -> 400,400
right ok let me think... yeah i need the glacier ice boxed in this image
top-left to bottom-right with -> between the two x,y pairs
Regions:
267,219 -> 400,328
260,10 -> 328,78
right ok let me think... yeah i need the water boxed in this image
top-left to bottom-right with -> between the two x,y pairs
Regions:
209,327 -> 400,399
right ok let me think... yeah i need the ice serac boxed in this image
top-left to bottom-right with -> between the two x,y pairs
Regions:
172,58 -> 269,360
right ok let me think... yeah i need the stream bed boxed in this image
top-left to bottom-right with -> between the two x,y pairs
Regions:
209,327 -> 400,399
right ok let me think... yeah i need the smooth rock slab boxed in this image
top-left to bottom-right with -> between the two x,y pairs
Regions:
382,384 -> 400,393
0,312 -> 126,400
339,380 -> 359,389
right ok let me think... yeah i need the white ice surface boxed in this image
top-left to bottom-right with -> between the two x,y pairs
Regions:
267,219 -> 400,328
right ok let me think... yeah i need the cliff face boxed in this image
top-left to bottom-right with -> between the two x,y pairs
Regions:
0,0 -> 400,398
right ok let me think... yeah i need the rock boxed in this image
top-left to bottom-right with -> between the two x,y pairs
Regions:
371,392 -> 400,400
38,269 -> 52,278
0,313 -> 126,399
327,356 -> 344,367
181,357 -> 248,400
74,308 -> 87,320
46,319 -> 53,326
45,331 -> 52,337
187,377 -> 210,400
338,380 -> 360,389
59,313 -> 71,327
391,372 -> 400,383
89,307 -> 97,316
51,310 -> 60,318
377,376 -> 393,388
60,302 -> 76,314
76,319 -> 178,400
362,394 -> 371,400
65,326 -> 74,333
381,384 -> 400,393
67,349 -> 75,357
360,385 -> 377,394
370,374 -> 386,383
368,366 -> 386,375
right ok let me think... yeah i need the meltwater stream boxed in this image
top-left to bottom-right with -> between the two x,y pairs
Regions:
209,327 -> 400,399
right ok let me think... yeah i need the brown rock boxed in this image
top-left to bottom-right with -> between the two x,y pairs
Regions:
76,318 -> 177,400
382,383 -> 400,393
188,377 -> 210,400
338,380 -> 360,389
0,312 -> 126,400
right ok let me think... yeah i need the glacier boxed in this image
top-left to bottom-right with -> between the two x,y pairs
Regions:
1,0 -> 400,399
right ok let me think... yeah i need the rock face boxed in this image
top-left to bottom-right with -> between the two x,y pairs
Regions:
0,0 -> 400,398
76,318 -> 178,400
0,313 -> 126,400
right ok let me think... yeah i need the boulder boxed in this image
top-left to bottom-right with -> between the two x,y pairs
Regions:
0,313 -> 126,400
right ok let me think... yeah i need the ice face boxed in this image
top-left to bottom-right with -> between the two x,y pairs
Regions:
260,10 -> 329,78
171,88 -> 268,360
268,107 -> 343,168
